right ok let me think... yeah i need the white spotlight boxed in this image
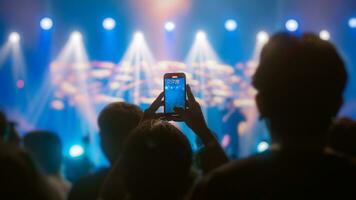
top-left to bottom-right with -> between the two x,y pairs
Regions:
9,32 -> 20,43
349,18 -> 356,28
70,31 -> 82,42
69,145 -> 84,158
196,31 -> 207,40
319,30 -> 331,41
285,19 -> 299,32
257,31 -> 269,43
103,17 -> 116,30
164,21 -> 175,32
40,17 -> 53,30
225,19 -> 237,31
257,141 -> 269,153
134,31 -> 144,42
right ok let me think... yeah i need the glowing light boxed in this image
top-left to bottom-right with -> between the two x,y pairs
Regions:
319,30 -> 330,41
70,31 -> 82,42
349,18 -> 356,28
16,79 -> 25,89
196,31 -> 207,41
69,145 -> 84,158
134,31 -> 144,42
257,141 -> 269,153
51,100 -> 64,110
225,19 -> 237,31
102,18 -> 116,30
164,21 -> 175,32
40,17 -> 53,30
9,32 -> 20,43
285,19 -> 299,32
257,31 -> 269,43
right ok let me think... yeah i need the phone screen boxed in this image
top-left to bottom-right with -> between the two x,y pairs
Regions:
164,76 -> 186,114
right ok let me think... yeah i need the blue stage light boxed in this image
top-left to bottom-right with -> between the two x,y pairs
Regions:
225,19 -> 237,31
40,17 -> 53,30
257,141 -> 269,153
349,18 -> 356,28
69,145 -> 84,158
165,21 -> 175,32
103,18 -> 116,30
285,19 -> 299,32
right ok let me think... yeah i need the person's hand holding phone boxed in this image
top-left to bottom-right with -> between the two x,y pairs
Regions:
141,92 -> 164,123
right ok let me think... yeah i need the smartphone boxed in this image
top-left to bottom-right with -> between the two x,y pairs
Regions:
164,73 -> 186,116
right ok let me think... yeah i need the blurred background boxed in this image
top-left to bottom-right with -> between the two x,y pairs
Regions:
0,0 -> 355,170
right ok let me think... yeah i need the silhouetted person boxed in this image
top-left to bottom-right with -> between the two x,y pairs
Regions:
221,98 -> 246,158
0,142 -> 61,200
192,32 -> 356,199
116,120 -> 193,200
101,86 -> 228,200
327,118 -> 356,161
23,131 -> 71,200
68,102 -> 143,200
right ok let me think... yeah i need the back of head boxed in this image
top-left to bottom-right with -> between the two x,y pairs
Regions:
23,131 -> 62,175
328,118 -> 356,157
0,143 -> 59,200
98,102 -> 143,164
253,32 -> 347,139
120,120 -> 192,200
0,111 -> 7,139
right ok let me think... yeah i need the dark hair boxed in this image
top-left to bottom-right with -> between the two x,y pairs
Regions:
253,32 -> 347,131
328,118 -> 356,157
120,120 -> 192,199
23,131 -> 62,174
98,102 -> 143,164
0,143 -> 59,200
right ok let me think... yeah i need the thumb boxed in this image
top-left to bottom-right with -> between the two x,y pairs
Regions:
174,107 -> 186,118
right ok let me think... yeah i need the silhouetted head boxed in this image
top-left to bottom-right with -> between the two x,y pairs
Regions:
328,118 -> 356,158
23,131 -> 63,175
0,112 -> 7,139
120,120 -> 192,200
98,102 -> 143,165
0,142 -> 59,200
253,32 -> 347,145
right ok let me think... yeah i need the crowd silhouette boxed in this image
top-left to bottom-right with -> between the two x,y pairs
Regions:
1,32 -> 356,200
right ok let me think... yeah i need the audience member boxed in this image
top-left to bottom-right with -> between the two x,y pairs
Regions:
191,32 -> 356,199
101,86 -> 228,199
327,118 -> 356,161
0,142 -> 61,200
0,111 -> 6,140
23,131 -> 71,200
68,102 -> 143,200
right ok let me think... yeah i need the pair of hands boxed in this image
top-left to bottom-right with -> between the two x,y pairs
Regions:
142,85 -> 208,134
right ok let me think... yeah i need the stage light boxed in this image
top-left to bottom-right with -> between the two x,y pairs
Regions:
319,30 -> 330,41
196,31 -> 207,40
69,145 -> 84,158
164,21 -> 175,32
257,31 -> 269,43
257,141 -> 269,153
349,18 -> 356,28
225,19 -> 237,31
40,17 -> 53,30
285,19 -> 299,32
70,31 -> 82,42
9,32 -> 20,43
16,79 -> 25,89
134,31 -> 144,42
103,17 -> 116,30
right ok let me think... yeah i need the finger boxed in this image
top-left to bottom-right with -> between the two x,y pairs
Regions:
162,115 -> 183,122
174,107 -> 186,118
186,84 -> 196,102
149,92 -> 164,111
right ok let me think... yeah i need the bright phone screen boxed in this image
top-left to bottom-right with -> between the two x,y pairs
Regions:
164,77 -> 186,113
